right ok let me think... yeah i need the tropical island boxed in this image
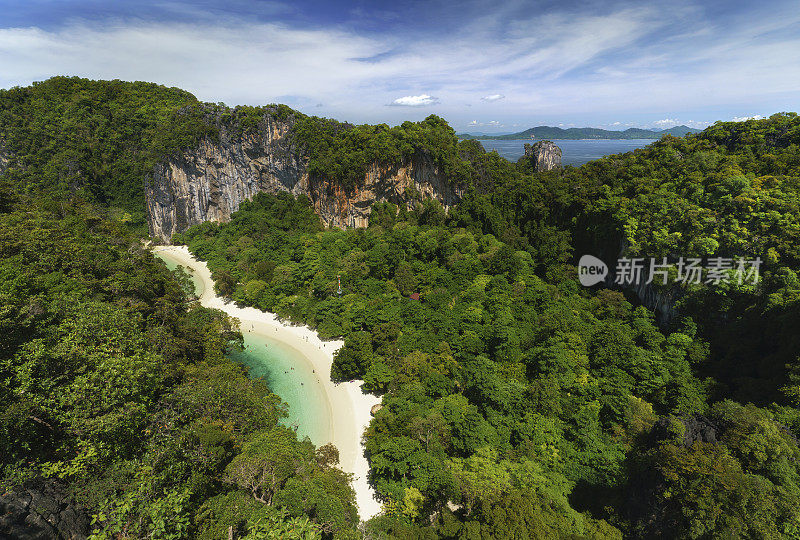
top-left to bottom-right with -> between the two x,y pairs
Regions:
2,77 -> 800,539
457,125 -> 701,140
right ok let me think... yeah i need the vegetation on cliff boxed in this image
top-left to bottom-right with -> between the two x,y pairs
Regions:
177,113 -> 800,538
291,114 -> 477,190
0,196 -> 359,538
0,77 -> 214,225
3,76 -> 800,538
207,100 -> 479,190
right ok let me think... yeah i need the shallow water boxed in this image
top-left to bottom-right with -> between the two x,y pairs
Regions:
228,332 -> 330,445
155,251 -> 328,445
158,255 -> 206,298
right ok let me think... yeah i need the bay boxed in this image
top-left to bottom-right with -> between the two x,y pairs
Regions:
228,332 -> 330,445
155,251 -> 329,446
478,138 -> 655,166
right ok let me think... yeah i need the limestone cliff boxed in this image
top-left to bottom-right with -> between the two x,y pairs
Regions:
0,144 -> 8,175
625,275 -> 680,324
145,114 -> 306,240
145,116 -> 462,240
309,155 -> 462,229
524,140 -> 562,172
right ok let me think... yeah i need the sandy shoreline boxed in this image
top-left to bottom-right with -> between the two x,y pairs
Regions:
153,245 -> 382,521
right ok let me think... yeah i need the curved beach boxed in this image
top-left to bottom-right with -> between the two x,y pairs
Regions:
153,245 -> 382,521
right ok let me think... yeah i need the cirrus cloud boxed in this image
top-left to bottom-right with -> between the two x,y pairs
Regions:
468,120 -> 503,127
481,94 -> 505,102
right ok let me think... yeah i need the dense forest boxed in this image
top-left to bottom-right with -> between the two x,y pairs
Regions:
0,197 -> 362,538
177,113 -> 800,537
2,77 -> 800,538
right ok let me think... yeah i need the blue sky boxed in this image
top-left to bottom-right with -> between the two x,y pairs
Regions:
0,0 -> 797,132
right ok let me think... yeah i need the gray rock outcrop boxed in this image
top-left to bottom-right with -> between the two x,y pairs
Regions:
524,140 -> 562,172
145,116 -> 463,241
0,480 -> 89,540
602,240 -> 680,326
145,114 -> 306,240
0,143 -> 8,175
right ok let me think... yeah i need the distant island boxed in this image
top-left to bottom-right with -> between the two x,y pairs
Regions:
458,125 -> 701,140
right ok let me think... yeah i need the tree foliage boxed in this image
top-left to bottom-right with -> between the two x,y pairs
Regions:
4,77 -> 800,538
0,198 -> 358,538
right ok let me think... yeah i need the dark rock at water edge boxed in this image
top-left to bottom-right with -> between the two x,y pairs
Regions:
0,479 -> 89,540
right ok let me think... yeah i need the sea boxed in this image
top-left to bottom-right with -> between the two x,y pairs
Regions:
228,333 -> 329,445
477,138 -> 655,166
157,252 -> 328,445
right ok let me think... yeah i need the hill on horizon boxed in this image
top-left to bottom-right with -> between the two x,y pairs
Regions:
459,124 -> 701,140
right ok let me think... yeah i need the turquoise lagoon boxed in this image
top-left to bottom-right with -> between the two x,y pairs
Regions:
228,332 -> 330,445
155,251 -> 329,445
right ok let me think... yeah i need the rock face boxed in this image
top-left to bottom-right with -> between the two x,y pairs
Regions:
311,155 -> 462,229
0,480 -> 90,540
524,140 -> 562,172
0,144 -> 8,175
145,115 -> 306,241
145,117 -> 462,241
602,240 -> 680,326
627,276 -> 680,325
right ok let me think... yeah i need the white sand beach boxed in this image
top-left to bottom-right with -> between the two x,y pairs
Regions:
153,245 -> 383,521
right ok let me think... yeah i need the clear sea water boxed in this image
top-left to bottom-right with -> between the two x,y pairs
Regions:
156,252 -> 329,445
228,332 -> 330,445
477,138 -> 655,166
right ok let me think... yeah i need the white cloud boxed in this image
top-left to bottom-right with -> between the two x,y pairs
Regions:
646,118 -> 711,130
0,1 -> 797,126
653,118 -> 680,127
685,120 -> 712,129
0,21 -> 386,106
389,94 -> 439,107
732,115 -> 764,122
